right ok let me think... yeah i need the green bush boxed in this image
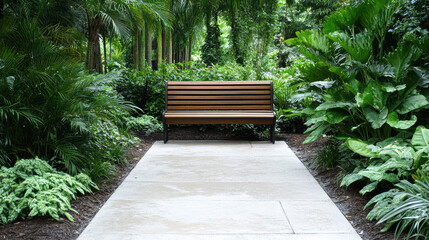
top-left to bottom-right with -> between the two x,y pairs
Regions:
342,126 -> 429,195
286,0 -> 429,144
365,169 -> 429,240
0,158 -> 98,224
126,115 -> 163,136
0,20 -> 136,177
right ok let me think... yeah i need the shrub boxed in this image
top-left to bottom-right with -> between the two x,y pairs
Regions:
366,169 -> 429,240
126,115 -> 163,136
0,19 -> 136,177
286,0 -> 429,144
342,126 -> 429,195
0,158 -> 98,224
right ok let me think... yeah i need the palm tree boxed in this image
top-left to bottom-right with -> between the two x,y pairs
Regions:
172,0 -> 205,63
78,0 -> 129,73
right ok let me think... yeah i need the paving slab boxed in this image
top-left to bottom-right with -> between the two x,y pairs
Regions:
78,140 -> 361,240
78,233 -> 362,240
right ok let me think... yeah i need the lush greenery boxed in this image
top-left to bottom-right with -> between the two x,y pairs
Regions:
1,0 -> 429,237
0,158 -> 97,224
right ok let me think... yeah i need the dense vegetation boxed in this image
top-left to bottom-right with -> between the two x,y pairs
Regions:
0,0 -> 428,238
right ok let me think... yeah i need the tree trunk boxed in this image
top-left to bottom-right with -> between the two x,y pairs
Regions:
103,33 -> 107,73
162,26 -> 166,60
185,45 -> 188,63
133,27 -> 139,70
168,29 -> 173,64
138,27 -> 145,69
146,24 -> 152,68
230,8 -> 243,65
109,37 -> 112,61
157,23 -> 162,66
86,18 -> 103,73
188,35 -> 192,62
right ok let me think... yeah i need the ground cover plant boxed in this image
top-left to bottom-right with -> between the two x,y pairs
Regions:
0,158 -> 97,224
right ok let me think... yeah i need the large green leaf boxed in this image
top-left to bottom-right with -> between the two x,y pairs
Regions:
304,111 -> 326,126
325,109 -> 349,124
364,106 -> 388,129
327,30 -> 373,63
414,146 -> 429,169
315,101 -> 354,111
303,123 -> 330,144
376,157 -> 412,173
359,182 -> 378,195
358,169 -> 399,183
386,44 -> 422,82
286,29 -> 331,54
396,94 -> 429,114
323,5 -> 362,34
344,79 -> 361,95
386,112 -> 417,130
356,81 -> 384,110
380,83 -> 406,93
341,172 -> 365,187
346,138 -> 376,157
411,126 -> 429,148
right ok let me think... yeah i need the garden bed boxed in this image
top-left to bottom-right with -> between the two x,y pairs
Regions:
0,127 -> 394,240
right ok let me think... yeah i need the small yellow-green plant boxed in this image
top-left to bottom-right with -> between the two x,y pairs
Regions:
0,158 -> 98,224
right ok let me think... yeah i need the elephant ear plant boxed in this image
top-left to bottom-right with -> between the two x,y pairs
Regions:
286,0 -> 429,144
342,126 -> 429,194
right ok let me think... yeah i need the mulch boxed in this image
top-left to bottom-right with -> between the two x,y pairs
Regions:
0,126 -> 394,240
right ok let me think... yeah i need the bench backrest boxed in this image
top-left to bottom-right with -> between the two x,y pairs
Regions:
165,81 -> 273,111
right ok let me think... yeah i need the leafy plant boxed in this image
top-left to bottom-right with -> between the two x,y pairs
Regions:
365,169 -> 429,240
0,158 -> 98,224
286,0 -> 429,144
0,18 -> 136,176
126,115 -> 163,136
342,126 -> 429,194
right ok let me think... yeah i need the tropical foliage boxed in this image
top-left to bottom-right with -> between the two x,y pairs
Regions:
1,0 -> 429,237
366,169 -> 429,240
287,0 -> 429,144
0,158 -> 97,224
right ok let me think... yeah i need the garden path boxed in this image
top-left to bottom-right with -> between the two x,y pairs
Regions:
78,140 -> 361,240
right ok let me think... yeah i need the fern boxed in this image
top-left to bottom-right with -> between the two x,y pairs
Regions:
0,158 -> 98,224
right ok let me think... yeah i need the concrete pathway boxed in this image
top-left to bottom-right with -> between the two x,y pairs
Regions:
78,141 -> 361,240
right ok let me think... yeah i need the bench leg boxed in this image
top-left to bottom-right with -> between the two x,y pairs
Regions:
270,124 -> 275,144
164,123 -> 168,143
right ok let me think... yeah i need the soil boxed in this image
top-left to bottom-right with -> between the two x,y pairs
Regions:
0,126 -> 394,240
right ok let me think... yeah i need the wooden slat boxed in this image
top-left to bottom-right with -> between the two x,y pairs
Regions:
168,90 -> 271,95
168,85 -> 270,90
168,81 -> 271,85
166,111 -> 273,115
166,110 -> 273,113
168,105 -> 272,110
168,95 -> 271,100
168,100 -> 271,105
165,117 -> 274,125
165,115 -> 273,118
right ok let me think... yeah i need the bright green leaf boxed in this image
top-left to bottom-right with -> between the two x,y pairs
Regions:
346,138 -> 376,157
386,112 -> 417,129
364,106 -> 388,129
396,94 -> 429,114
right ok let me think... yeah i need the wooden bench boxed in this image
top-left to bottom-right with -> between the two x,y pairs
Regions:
162,81 -> 276,143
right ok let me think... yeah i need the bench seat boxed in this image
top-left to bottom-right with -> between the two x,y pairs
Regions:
164,110 -> 275,124
162,81 -> 276,143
